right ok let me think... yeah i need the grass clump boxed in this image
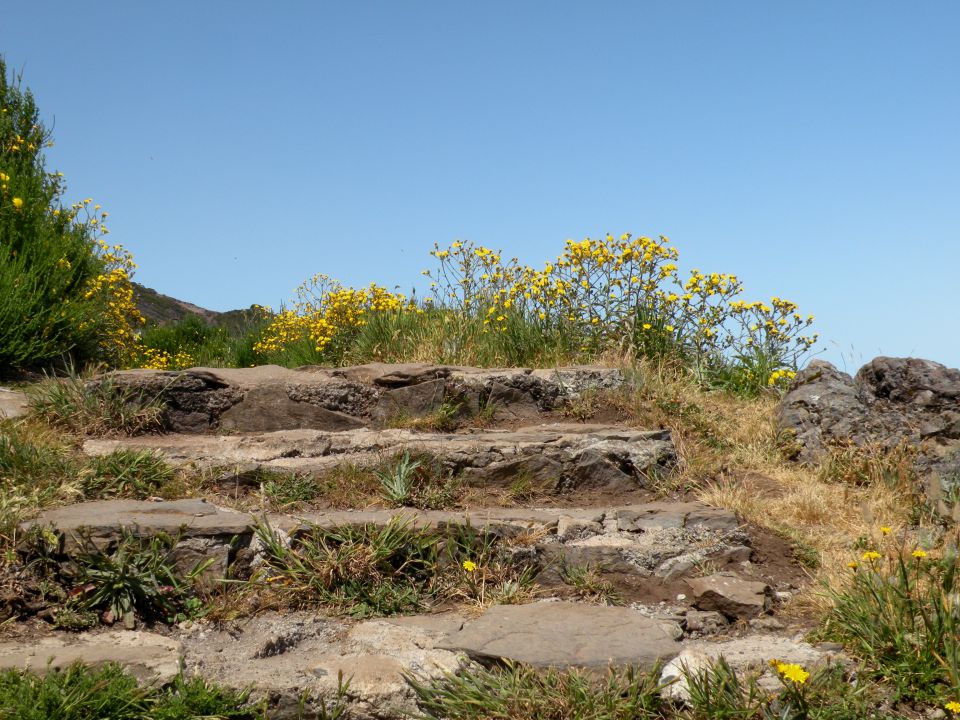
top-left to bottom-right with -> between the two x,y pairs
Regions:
819,530 -> 960,705
410,662 -> 664,720
0,663 -> 262,720
559,562 -> 621,605
376,452 -> 460,510
250,518 -> 536,617
28,370 -> 165,436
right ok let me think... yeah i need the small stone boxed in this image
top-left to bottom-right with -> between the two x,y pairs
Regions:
688,572 -> 772,620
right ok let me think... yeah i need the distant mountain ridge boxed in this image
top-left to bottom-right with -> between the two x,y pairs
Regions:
133,283 -> 260,329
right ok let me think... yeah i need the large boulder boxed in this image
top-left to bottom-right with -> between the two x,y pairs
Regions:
778,357 -> 960,520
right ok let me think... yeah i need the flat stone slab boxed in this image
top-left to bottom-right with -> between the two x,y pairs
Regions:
438,601 -> 680,668
27,498 -> 253,547
0,631 -> 182,683
0,387 -> 28,420
83,424 -> 676,493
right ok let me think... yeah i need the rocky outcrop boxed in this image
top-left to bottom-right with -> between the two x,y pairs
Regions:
83,424 -> 676,493
778,357 -> 960,520
96,363 -> 625,433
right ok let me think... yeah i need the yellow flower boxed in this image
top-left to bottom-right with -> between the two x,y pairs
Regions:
947,701 -> 960,715
861,551 -> 881,562
880,526 -> 891,536
847,561 -> 858,570
642,323 -> 652,330
11,197 -> 23,208
912,549 -> 928,559
776,663 -> 810,684
462,560 -> 477,572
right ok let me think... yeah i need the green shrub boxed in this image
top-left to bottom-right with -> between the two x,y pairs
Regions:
0,58 -> 143,372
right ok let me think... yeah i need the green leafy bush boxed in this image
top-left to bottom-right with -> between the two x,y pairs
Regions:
0,58 -> 143,372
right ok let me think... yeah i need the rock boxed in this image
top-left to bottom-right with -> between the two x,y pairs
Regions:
371,379 -> 447,423
660,635 -> 845,703
778,357 -> 960,519
688,572 -> 771,619
556,515 -> 603,541
0,387 -> 28,419
83,425 -> 676,494
176,612 -> 465,720
0,631 -> 182,683
683,609 -> 729,634
28,498 -> 253,551
438,601 -> 680,669
96,364 -> 626,434
219,384 -> 366,432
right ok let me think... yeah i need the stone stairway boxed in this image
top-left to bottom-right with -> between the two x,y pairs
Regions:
6,363 -> 832,718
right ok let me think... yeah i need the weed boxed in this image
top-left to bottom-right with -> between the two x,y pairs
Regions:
559,562 -> 621,605
376,452 -> 422,506
28,369 -> 164,436
375,452 -> 460,510
409,661 -> 664,719
818,441 -> 917,488
260,470 -> 323,510
252,516 -> 439,617
683,655 -> 763,719
819,533 -> 960,704
67,530 -> 204,629
84,450 -> 173,499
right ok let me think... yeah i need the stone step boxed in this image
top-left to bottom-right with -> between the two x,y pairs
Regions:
0,608 -> 839,720
84,423 -> 676,494
25,498 -> 749,589
97,363 -> 625,433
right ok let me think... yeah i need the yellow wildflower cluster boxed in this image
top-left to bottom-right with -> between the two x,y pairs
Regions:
772,661 -> 810,685
768,369 -> 797,387
76,200 -> 145,362
137,347 -> 196,370
261,234 -> 817,380
255,274 -> 411,355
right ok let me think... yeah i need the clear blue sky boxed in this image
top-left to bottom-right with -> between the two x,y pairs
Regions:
3,2 -> 958,370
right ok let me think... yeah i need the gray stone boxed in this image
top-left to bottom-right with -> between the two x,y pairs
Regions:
220,384 -> 365,432
438,601 -> 680,669
97,363 -> 626,434
371,379 -> 447,423
0,631 -> 182,683
28,498 -> 253,550
683,609 -> 729,634
778,357 -> 960,519
0,387 -> 28,419
660,635 -> 845,703
688,572 -> 772,619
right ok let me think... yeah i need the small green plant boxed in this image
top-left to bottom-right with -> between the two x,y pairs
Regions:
376,451 -> 422,507
559,561 -> 621,605
28,369 -> 165,436
68,530 -> 203,629
683,656 -> 763,719
260,470 -> 322,509
409,661 -> 664,719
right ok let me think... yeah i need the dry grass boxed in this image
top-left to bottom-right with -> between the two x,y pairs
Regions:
615,358 -> 924,614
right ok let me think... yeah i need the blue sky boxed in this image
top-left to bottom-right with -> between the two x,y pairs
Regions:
3,2 -> 958,370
